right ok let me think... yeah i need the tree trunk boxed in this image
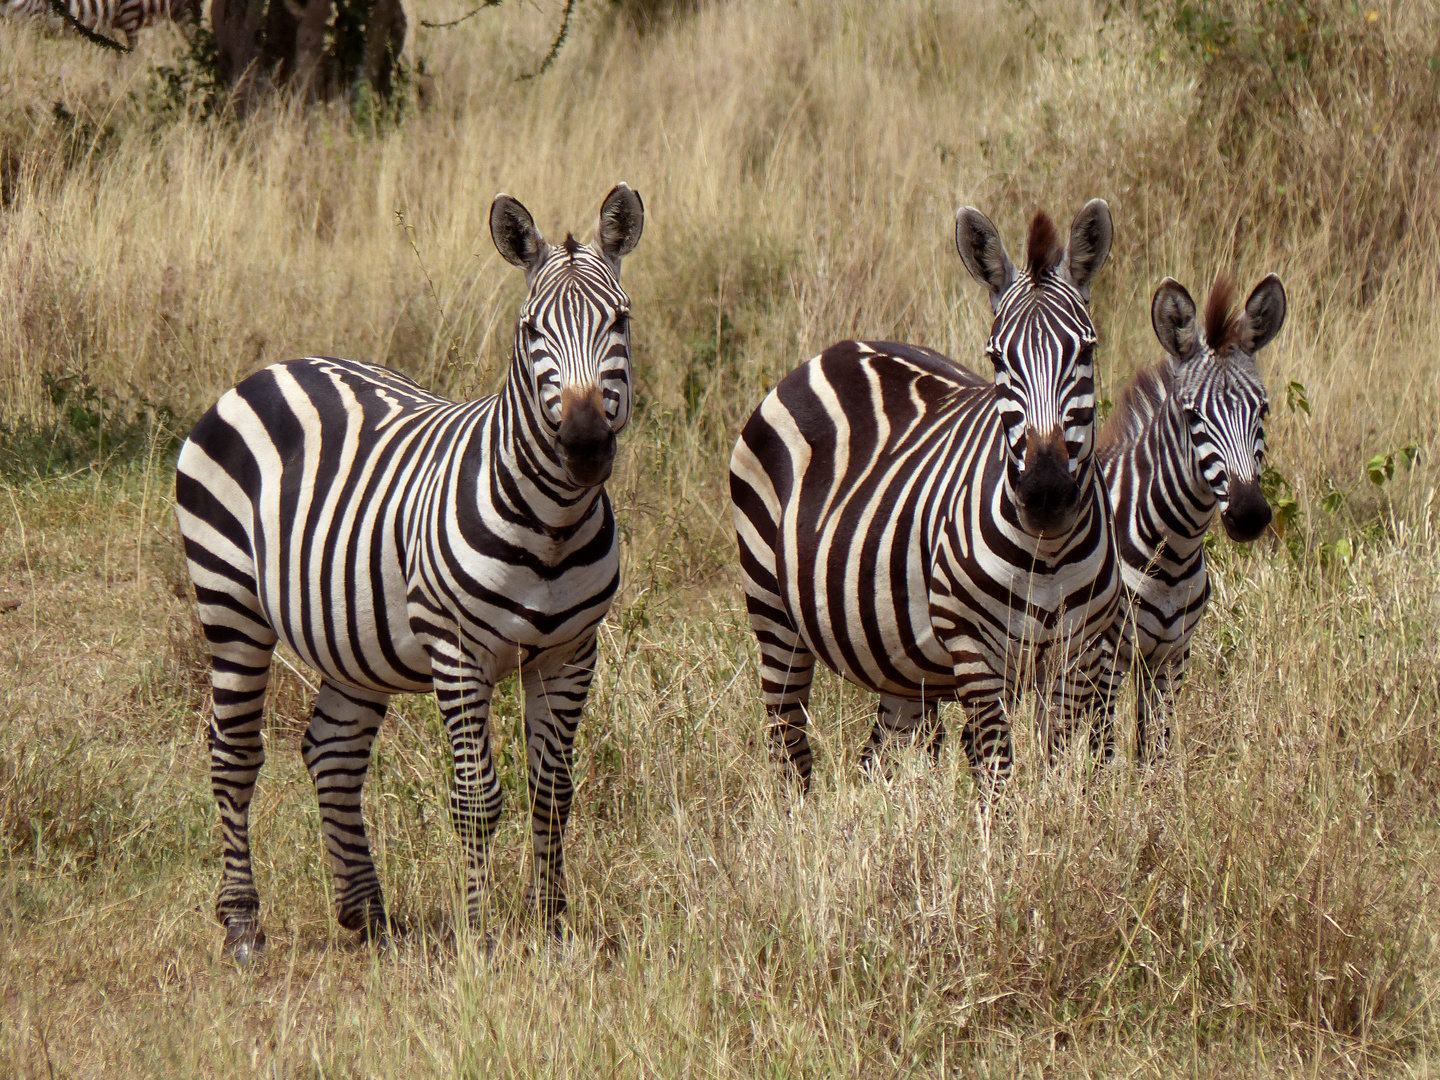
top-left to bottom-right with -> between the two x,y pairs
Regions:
210,0 -> 268,111
360,0 -> 406,99
208,0 -> 408,106
291,0 -> 337,101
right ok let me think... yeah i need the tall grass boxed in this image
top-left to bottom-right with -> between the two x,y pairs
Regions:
1,1 -> 1438,1075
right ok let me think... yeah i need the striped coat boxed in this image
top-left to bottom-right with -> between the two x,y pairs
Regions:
2,0 -> 200,46
176,186 -> 644,957
731,202 -> 1120,788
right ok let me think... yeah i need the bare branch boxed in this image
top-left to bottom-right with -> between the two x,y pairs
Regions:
519,0 -> 574,80
420,0 -> 501,30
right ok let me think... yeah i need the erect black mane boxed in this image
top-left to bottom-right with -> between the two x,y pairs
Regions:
1097,362 -> 1172,457
1026,210 -> 1063,283
1203,275 -> 1241,351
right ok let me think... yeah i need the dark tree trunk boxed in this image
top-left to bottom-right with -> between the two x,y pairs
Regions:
207,0 -> 408,109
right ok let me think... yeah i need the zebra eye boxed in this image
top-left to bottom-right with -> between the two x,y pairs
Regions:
613,312 -> 630,335
1259,402 -> 1270,420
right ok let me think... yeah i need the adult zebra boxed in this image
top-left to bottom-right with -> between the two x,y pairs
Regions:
730,202 -> 1119,790
1096,274 -> 1286,760
176,185 -> 643,958
2,0 -> 200,48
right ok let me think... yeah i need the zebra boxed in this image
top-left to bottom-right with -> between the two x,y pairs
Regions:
1,0 -> 200,48
175,184 -> 644,958
1095,273 -> 1286,761
730,201 -> 1120,790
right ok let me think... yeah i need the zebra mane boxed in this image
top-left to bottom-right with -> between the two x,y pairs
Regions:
1026,210 -> 1063,283
1204,275 -> 1241,351
562,234 -> 582,259
1098,363 -> 1172,455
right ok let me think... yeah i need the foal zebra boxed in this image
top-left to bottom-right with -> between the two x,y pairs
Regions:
731,202 -> 1119,789
1097,274 -> 1286,759
176,185 -> 643,956
2,0 -> 200,47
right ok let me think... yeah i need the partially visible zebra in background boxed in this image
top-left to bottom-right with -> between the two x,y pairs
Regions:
1,0 -> 200,48
1095,273 -> 1286,760
731,201 -> 1120,790
175,185 -> 644,958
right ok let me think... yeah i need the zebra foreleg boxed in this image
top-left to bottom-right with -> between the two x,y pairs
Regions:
956,694 -> 1012,792
1135,653 -> 1179,765
432,654 -> 503,931
205,630 -> 278,962
301,681 -> 392,940
521,633 -> 597,932
860,695 -> 944,775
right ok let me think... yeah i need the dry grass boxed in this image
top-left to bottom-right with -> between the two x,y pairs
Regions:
2,0 -> 1439,1076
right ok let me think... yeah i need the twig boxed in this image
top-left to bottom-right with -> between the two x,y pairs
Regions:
519,0 -> 575,80
421,0 -> 501,29
46,0 -> 130,52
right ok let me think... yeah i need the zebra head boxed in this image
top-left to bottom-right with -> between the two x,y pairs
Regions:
955,200 -> 1113,538
1151,274 -> 1287,542
490,184 -> 644,489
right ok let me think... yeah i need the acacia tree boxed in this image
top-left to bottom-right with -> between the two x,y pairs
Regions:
210,0 -> 408,109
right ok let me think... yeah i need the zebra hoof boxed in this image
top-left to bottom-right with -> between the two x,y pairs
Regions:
224,920 -> 266,968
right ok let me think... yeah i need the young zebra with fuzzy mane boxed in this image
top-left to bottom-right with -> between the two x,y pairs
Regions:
2,0 -> 200,48
176,186 -> 643,958
1096,273 -> 1286,760
731,201 -> 1120,790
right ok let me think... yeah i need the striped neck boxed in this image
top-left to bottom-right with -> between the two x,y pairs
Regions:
1136,395 -> 1219,559
490,344 -> 607,532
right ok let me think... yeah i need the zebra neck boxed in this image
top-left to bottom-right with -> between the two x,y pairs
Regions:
1136,401 -> 1218,559
486,358 -> 607,533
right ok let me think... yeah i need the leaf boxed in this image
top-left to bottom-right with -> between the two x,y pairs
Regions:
1285,379 -> 1310,415
1366,453 -> 1394,486
1320,483 -> 1345,514
1428,56 -> 1440,73
1273,497 -> 1300,537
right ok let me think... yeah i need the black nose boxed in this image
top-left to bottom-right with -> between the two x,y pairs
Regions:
557,390 -> 616,487
1220,479 -> 1271,542
1014,427 -> 1081,537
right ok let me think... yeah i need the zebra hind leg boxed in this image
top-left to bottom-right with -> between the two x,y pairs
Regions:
302,680 -> 393,941
205,628 -> 279,963
860,696 -> 944,776
758,629 -> 817,791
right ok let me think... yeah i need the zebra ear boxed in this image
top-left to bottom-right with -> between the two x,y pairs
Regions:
1062,199 -> 1112,300
955,207 -> 1015,311
491,194 -> 547,276
1151,278 -> 1200,362
1240,274 -> 1287,354
595,183 -> 645,277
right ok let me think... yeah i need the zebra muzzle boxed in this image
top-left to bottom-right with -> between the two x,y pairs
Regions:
558,387 -> 616,487
1220,479 -> 1271,542
1014,426 -> 1081,537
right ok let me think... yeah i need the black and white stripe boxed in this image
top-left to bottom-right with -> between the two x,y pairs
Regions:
1097,274 -> 1286,760
2,0 -> 200,46
730,202 -> 1120,789
176,185 -> 643,956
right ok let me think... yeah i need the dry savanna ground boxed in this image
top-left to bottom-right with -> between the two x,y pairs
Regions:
2,0 -> 1440,1075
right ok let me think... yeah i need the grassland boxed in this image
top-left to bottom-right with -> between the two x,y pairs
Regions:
2,0 -> 1440,1075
